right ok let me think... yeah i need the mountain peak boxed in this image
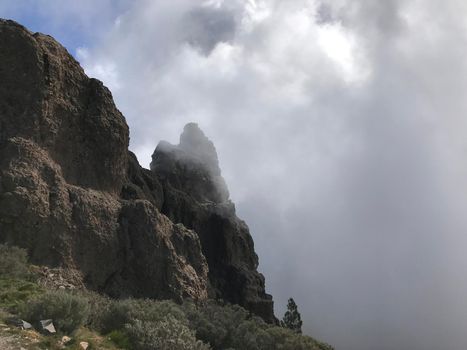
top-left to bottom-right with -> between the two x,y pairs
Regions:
151,123 -> 229,203
151,123 -> 275,322
179,122 -> 221,176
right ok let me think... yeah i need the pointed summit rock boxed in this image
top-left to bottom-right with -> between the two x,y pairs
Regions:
151,123 -> 229,204
179,123 -> 221,175
151,124 -> 276,323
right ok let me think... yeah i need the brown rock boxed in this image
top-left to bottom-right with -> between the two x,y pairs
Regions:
0,19 -> 128,193
0,19 -> 208,302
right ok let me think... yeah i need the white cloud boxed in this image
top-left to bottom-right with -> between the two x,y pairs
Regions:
76,47 -> 121,91
317,22 -> 369,83
9,0 -> 467,349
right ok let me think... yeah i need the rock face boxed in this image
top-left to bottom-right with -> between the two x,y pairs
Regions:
151,124 -> 275,322
0,19 -> 274,322
0,19 -> 208,302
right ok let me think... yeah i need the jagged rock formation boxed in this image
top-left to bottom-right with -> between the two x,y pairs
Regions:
151,124 -> 275,322
0,19 -> 274,322
0,19 -> 208,302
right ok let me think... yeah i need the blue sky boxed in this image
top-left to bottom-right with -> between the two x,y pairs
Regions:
0,0 -> 129,56
2,5 -> 83,53
7,16 -> 85,54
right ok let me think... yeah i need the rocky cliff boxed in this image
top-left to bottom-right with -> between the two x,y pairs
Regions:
151,123 -> 274,322
0,19 -> 275,322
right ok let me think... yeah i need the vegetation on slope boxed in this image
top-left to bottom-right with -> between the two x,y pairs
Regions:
0,244 -> 333,350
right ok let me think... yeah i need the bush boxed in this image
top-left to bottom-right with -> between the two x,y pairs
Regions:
19,290 -> 90,333
125,316 -> 210,350
93,298 -> 135,334
12,291 -> 333,350
94,298 -> 210,350
0,244 -> 31,279
108,329 -> 132,349
98,298 -> 187,334
230,318 -> 273,350
265,326 -> 334,350
181,300 -> 333,350
0,278 -> 42,311
79,290 -> 112,331
182,300 -> 251,348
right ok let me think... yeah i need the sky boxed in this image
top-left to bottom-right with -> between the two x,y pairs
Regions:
2,1 -> 467,349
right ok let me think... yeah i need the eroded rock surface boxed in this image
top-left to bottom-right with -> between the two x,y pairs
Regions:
0,19 -> 274,322
151,123 -> 275,322
0,19 -> 208,302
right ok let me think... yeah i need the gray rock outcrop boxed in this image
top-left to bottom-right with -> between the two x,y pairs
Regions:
151,123 -> 275,322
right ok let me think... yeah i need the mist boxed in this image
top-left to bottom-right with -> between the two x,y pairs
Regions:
2,0 -> 467,349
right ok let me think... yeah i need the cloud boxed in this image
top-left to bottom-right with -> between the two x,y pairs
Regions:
184,4 -> 238,54
7,0 -> 467,349
78,1 -> 467,349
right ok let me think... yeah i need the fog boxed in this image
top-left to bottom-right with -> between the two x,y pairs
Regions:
2,1 -> 467,349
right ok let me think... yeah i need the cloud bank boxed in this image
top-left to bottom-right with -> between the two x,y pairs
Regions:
3,1 -> 467,349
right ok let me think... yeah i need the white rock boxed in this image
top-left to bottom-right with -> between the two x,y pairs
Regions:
61,335 -> 72,344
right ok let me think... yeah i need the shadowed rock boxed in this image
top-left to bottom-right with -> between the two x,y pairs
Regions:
151,123 -> 276,322
152,123 -> 229,204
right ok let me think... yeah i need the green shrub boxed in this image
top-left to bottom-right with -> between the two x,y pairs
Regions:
125,316 -> 210,350
108,329 -> 132,349
181,300 -> 333,350
79,290 -> 112,331
230,319 -> 273,350
94,298 -> 211,350
0,244 -> 31,279
0,278 -> 42,311
182,300 -> 251,348
19,290 -> 90,333
263,326 -> 334,350
98,298 -> 187,334
97,298 -> 143,334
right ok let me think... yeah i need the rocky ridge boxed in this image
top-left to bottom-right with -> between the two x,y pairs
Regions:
152,123 -> 274,321
0,19 -> 275,322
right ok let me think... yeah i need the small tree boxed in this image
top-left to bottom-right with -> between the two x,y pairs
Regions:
281,298 -> 303,334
